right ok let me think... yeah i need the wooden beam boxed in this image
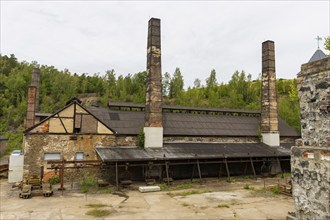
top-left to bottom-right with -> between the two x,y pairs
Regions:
196,159 -> 202,183
224,158 -> 230,179
250,157 -> 256,179
165,161 -> 170,185
58,160 -> 65,191
115,162 -> 119,191
57,114 -> 68,133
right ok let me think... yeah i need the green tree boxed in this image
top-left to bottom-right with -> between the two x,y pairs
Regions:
193,78 -> 201,88
169,68 -> 184,99
206,69 -> 217,89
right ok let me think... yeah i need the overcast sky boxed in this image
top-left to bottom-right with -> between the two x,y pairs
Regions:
1,1 -> 329,87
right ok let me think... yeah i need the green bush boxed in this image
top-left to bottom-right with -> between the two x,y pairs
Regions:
49,176 -> 60,185
136,128 -> 145,148
271,185 -> 281,195
79,176 -> 97,193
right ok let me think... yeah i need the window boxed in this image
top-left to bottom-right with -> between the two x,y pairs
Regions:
75,152 -> 84,160
44,153 -> 61,161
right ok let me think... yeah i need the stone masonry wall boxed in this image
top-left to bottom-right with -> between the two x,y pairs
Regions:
23,134 -> 115,179
291,57 -> 330,219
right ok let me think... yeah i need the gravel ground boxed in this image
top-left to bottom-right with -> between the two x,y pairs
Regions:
0,177 -> 294,220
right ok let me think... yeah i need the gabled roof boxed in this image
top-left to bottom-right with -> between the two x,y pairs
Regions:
25,99 -> 115,134
309,49 -> 327,63
87,106 -> 299,137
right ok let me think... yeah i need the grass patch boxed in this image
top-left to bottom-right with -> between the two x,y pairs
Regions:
160,182 -> 193,191
243,184 -> 254,190
250,188 -> 275,198
159,183 -> 170,191
217,204 -> 230,208
86,203 -> 110,208
173,182 -> 193,190
182,202 -> 190,207
271,185 -> 281,195
79,176 -> 97,193
85,209 -> 113,218
276,172 -> 291,178
242,176 -> 253,179
97,186 -> 114,194
167,189 -> 211,197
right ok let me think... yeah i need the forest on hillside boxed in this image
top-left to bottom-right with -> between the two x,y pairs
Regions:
0,54 -> 301,154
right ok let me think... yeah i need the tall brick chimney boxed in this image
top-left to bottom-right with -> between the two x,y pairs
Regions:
144,18 -> 163,148
25,68 -> 40,130
260,40 -> 280,146
31,68 -> 40,112
25,86 -> 37,129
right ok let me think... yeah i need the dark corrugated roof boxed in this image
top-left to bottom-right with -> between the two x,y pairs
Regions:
35,113 -> 52,117
108,102 -> 259,114
309,49 -> 327,63
0,136 -> 8,140
87,107 -> 299,137
96,142 -> 290,162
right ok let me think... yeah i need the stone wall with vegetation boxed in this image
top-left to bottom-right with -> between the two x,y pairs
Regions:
23,134 -> 115,179
291,57 -> 330,219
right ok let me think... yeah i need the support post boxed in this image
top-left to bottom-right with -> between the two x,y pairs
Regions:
250,157 -> 257,179
224,158 -> 230,179
115,162 -> 119,191
40,166 -> 44,182
276,157 -> 282,173
165,161 -> 170,185
196,160 -> 202,183
58,159 -> 65,191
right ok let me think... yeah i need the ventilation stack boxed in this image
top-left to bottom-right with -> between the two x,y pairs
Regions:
25,68 -> 40,130
25,86 -> 37,130
144,18 -> 163,148
261,40 -> 280,146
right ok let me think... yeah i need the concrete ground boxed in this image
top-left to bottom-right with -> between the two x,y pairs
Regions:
0,177 -> 294,220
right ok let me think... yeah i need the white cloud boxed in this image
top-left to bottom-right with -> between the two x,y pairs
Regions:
1,1 -> 329,87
